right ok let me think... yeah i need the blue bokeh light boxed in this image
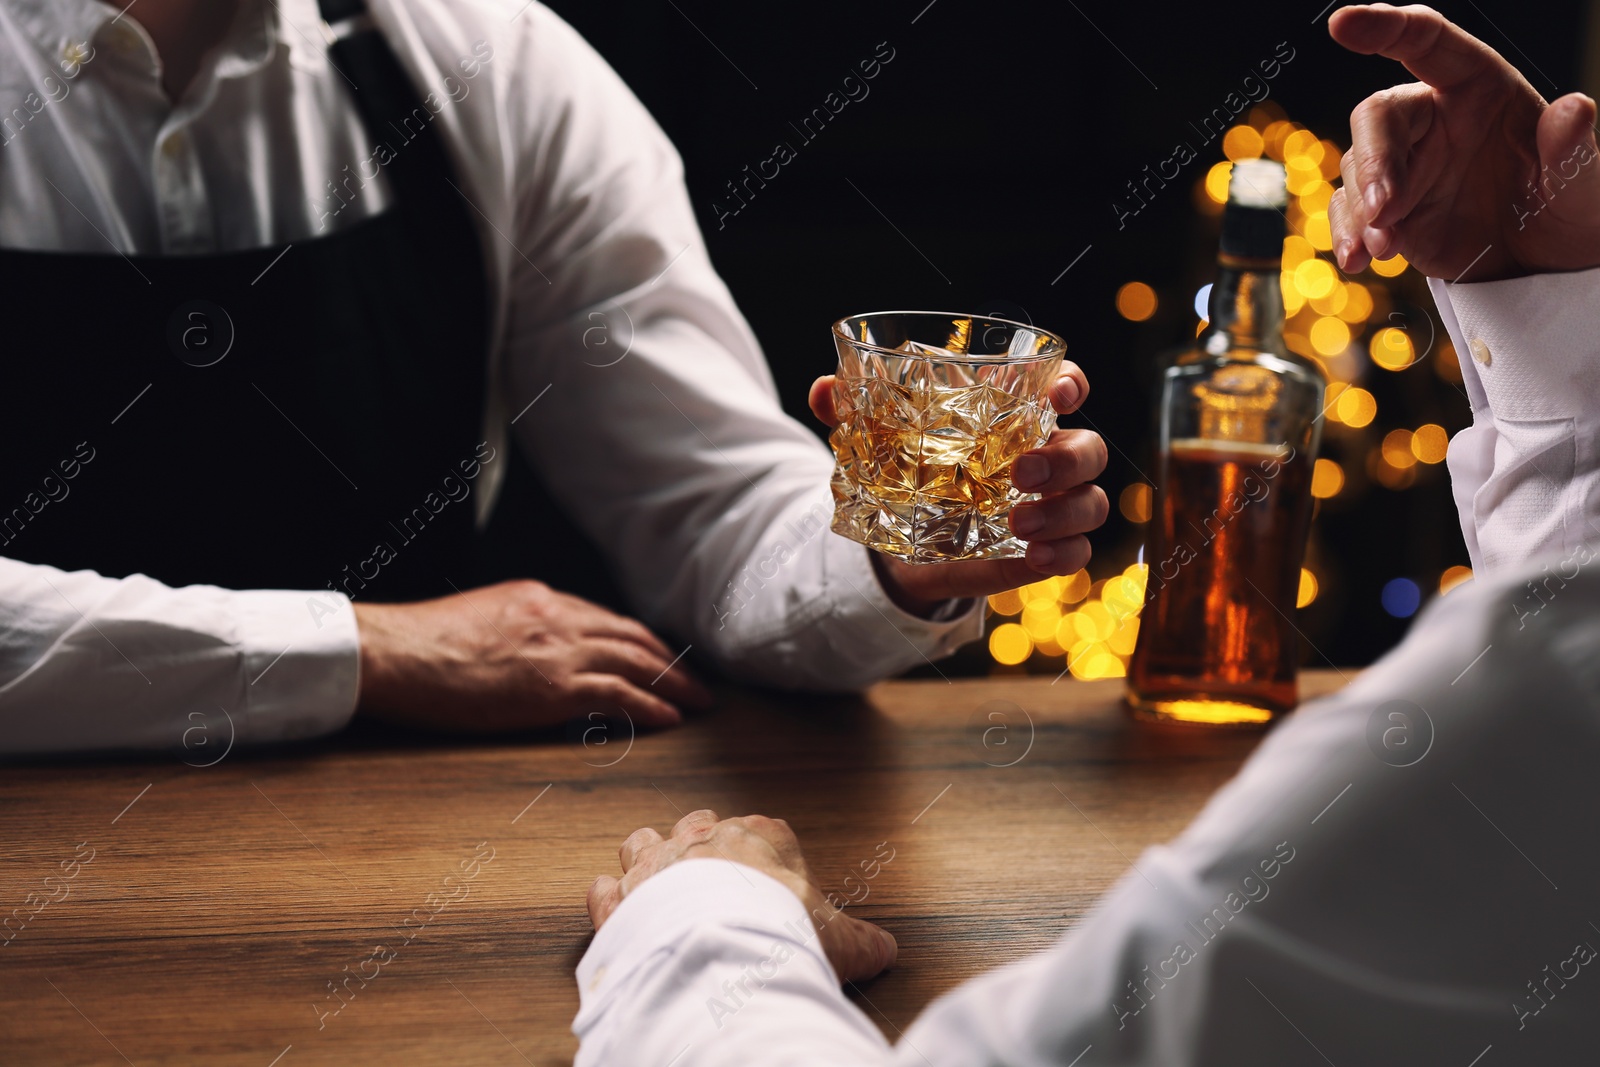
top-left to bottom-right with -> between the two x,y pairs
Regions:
1381,578 -> 1422,618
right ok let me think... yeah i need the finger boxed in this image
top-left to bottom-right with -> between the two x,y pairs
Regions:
1024,534 -> 1093,576
809,375 -> 841,427
572,673 -> 683,728
1536,92 -> 1600,201
672,808 -> 721,839
619,827 -> 664,873
1349,82 -> 1434,228
587,874 -> 621,929
1328,4 -> 1505,92
822,913 -> 899,983
1009,484 -> 1110,542
1048,363 -> 1089,415
584,638 -> 713,710
1329,187 -> 1373,273
1011,429 -> 1108,494
572,607 -> 675,661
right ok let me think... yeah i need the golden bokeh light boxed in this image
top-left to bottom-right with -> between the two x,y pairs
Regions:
1059,569 -> 1091,604
1101,574 -> 1143,620
1107,617 -> 1140,656
1382,429 -> 1417,469
1324,380 -> 1347,423
1205,161 -> 1233,204
1020,601 -> 1061,642
1297,568 -> 1318,608
1435,339 -> 1463,383
1369,326 -> 1415,371
989,623 -> 1032,665
1283,129 -> 1323,164
1017,577 -> 1058,607
1263,120 -> 1295,159
1310,315 -> 1351,356
1412,423 -> 1449,464
1440,565 -> 1474,595
1311,458 -> 1344,498
1293,257 -> 1337,299
1336,386 -> 1377,428
1222,125 -> 1265,161
1336,281 -> 1373,323
1371,449 -> 1418,489
987,588 -> 1024,616
1304,211 -> 1333,251
1298,180 -> 1333,214
1309,281 -> 1349,317
1317,140 -> 1342,179
1119,482 -> 1153,523
1281,234 -> 1315,270
1370,253 -> 1408,277
1116,281 -> 1159,322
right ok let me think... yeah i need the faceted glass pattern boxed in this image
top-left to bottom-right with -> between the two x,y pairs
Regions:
829,312 -> 1066,563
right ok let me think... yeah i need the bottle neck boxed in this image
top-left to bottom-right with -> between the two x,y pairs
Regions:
1204,258 -> 1285,357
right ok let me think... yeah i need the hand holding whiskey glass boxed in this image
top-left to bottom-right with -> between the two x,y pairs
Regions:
827,311 -> 1068,564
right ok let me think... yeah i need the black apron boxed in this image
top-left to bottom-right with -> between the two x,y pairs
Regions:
0,0 -> 623,609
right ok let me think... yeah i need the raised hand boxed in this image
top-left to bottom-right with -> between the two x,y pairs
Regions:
809,365 -> 1108,616
1328,3 -> 1600,282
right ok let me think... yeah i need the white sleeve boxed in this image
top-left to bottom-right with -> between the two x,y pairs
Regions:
573,859 -> 893,1067
491,7 -> 982,691
0,557 -> 359,754
575,557 -> 1600,1064
1427,268 -> 1600,575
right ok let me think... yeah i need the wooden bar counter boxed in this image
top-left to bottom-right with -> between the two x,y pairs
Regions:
0,671 -> 1346,1065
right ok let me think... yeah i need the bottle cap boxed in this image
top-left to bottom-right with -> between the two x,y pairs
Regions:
1220,160 -> 1287,261
1228,159 -> 1289,208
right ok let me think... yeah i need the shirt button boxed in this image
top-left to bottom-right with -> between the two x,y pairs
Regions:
61,41 -> 91,68
1469,339 -> 1492,366
587,965 -> 607,991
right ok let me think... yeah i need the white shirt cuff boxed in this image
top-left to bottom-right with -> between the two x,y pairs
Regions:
1428,266 -> 1600,421
233,589 -> 360,744
574,858 -> 826,1031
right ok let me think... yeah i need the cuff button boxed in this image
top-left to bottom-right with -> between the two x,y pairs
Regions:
1469,338 -> 1492,367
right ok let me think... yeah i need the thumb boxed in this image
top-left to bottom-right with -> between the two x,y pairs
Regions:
808,375 -> 841,428
824,913 -> 899,982
1534,93 -> 1600,201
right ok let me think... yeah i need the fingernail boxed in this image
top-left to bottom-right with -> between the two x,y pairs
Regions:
1054,375 -> 1081,409
1364,179 -> 1388,218
1011,506 -> 1044,536
1013,454 -> 1049,490
1026,541 -> 1054,568
879,928 -> 898,961
1336,238 -> 1354,268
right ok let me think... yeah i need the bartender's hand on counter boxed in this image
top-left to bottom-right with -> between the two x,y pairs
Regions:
351,581 -> 712,732
1328,4 -> 1600,281
587,809 -> 899,983
810,365 -> 1108,618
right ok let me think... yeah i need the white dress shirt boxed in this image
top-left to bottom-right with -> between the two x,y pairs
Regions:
571,274 -> 1600,1064
0,0 -> 982,753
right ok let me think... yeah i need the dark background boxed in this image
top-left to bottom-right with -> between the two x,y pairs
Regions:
538,0 -> 1592,671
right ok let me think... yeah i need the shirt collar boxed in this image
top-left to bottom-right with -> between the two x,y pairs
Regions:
4,0 -> 291,83
4,0 -> 120,59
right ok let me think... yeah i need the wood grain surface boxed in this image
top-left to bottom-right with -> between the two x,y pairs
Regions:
0,671 -> 1347,1066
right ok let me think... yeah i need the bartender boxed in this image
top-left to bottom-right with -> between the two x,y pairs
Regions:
0,0 -> 1108,752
